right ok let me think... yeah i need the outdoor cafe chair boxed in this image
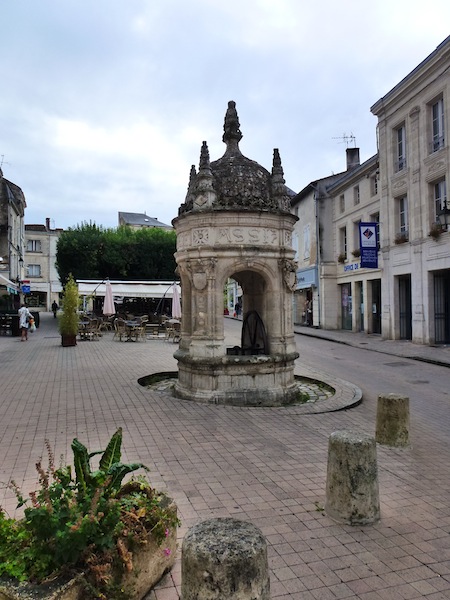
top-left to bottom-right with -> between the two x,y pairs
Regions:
113,318 -> 127,342
164,320 -> 181,343
87,318 -> 101,341
136,316 -> 148,341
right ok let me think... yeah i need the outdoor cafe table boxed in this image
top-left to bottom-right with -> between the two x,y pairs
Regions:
124,320 -> 140,341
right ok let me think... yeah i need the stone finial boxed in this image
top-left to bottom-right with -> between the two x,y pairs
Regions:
222,100 -> 243,146
187,165 -> 197,195
194,141 -> 216,209
271,148 -> 285,188
179,164 -> 197,214
198,141 -> 211,175
271,148 -> 291,211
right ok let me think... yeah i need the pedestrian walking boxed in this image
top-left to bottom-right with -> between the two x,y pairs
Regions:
52,300 -> 59,318
18,303 -> 32,341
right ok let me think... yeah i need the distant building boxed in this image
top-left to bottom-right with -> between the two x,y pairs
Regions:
291,150 -> 351,328
118,212 -> 172,230
0,168 -> 26,306
24,218 -> 63,311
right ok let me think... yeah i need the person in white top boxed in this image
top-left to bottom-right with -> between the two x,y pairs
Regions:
18,303 -> 32,341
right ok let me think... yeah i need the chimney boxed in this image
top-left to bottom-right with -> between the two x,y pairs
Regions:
46,218 -> 51,231
346,148 -> 360,171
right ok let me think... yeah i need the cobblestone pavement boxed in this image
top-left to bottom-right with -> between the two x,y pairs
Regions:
0,314 -> 449,599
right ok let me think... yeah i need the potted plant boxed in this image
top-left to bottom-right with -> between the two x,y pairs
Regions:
0,428 -> 178,600
351,249 -> 361,258
58,274 -> 80,346
428,222 -> 444,240
394,231 -> 409,244
337,253 -> 347,264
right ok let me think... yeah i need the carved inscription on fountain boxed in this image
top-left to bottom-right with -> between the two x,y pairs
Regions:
178,226 -> 292,250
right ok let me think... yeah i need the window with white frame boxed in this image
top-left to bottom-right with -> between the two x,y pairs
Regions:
371,174 -> 378,196
26,239 -> 41,252
398,196 -> 409,235
27,264 -> 41,277
371,212 -> 380,249
434,179 -> 448,226
395,124 -> 407,171
353,185 -> 360,205
353,220 -> 361,254
292,231 -> 299,261
303,224 -> 311,259
339,226 -> 347,258
431,97 -> 445,152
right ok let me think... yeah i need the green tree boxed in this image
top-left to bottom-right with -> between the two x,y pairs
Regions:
56,222 -> 106,283
56,223 -> 177,283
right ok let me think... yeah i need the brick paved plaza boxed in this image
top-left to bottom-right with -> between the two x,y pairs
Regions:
1,314 -> 450,599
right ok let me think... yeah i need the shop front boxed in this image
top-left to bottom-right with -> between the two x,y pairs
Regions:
294,266 -> 317,326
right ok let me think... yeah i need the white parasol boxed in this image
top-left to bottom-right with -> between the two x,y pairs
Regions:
171,284 -> 182,319
102,279 -> 116,316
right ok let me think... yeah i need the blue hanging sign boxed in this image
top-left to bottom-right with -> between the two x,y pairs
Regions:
359,223 -> 378,269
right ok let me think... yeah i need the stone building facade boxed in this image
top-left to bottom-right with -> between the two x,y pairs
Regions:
0,168 -> 26,306
371,35 -> 449,344
292,36 -> 449,345
24,218 -> 63,311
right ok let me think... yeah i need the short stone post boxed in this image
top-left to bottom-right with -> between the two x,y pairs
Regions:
325,430 -> 380,525
376,393 -> 410,447
181,517 -> 270,600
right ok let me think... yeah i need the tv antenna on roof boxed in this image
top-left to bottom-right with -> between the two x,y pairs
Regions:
332,133 -> 356,148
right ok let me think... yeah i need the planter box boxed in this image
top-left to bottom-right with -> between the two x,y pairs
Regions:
0,509 -> 177,600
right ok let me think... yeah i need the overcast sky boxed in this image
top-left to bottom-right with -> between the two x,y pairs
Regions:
1,1 -> 449,230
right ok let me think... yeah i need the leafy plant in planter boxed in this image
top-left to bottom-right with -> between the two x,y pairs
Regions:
58,274 -> 80,346
337,253 -> 347,264
428,222 -> 445,240
351,248 -> 361,258
0,428 -> 179,599
394,231 -> 409,244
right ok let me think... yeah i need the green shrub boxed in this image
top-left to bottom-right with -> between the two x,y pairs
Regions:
0,429 -> 179,598
57,273 -> 80,336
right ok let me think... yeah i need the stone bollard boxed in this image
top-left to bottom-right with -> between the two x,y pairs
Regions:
325,430 -> 380,525
181,517 -> 270,600
376,393 -> 410,447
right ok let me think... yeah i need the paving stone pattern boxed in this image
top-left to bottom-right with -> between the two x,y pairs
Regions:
0,314 -> 449,599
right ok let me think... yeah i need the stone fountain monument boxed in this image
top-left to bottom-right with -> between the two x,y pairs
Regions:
172,101 -> 299,406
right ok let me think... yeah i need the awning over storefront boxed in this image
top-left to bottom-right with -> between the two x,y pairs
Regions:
76,280 -> 180,299
296,267 -> 318,290
0,274 -> 19,294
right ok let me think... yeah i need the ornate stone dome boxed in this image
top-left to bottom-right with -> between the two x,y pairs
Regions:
178,101 -> 292,215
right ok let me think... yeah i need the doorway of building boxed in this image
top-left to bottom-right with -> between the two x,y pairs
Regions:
371,279 -> 381,334
341,283 -> 352,330
398,274 -> 412,340
434,270 -> 450,344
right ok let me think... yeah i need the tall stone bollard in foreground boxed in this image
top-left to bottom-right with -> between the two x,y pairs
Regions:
376,393 -> 410,447
325,430 -> 380,525
181,517 -> 270,600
